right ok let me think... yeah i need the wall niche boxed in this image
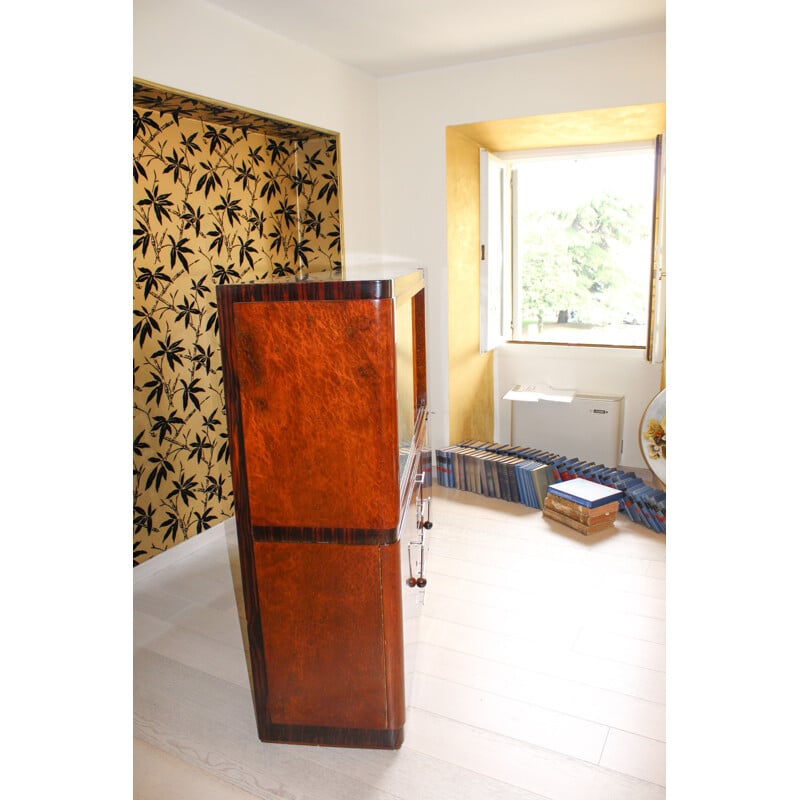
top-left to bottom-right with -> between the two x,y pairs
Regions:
133,79 -> 343,565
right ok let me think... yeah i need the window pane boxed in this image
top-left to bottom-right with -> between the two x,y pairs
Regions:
513,145 -> 655,347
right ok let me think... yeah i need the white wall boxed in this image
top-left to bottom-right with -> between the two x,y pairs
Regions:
376,34 -> 666,458
133,0 -> 383,262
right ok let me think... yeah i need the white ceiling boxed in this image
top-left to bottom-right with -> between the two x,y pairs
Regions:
203,0 -> 666,77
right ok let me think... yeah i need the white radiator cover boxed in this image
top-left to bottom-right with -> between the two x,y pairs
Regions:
510,393 -> 624,467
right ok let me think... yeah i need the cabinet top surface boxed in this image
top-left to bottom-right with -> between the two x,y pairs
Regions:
217,267 -> 424,303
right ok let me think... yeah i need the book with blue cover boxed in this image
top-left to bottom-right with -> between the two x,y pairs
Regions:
530,461 -> 557,508
504,457 -> 524,504
514,461 -> 534,507
453,446 -> 475,491
489,453 -> 506,499
483,452 -> 494,497
478,451 -> 489,495
610,474 -> 643,519
512,461 -> 527,506
494,455 -> 510,500
581,463 -> 605,480
648,489 -> 667,533
627,483 -> 660,530
618,485 -> 643,520
639,487 -> 665,533
593,467 -> 619,486
479,451 -> 495,497
468,449 -> 483,494
619,478 -> 646,522
434,449 -> 446,485
571,461 -> 592,479
610,471 -> 639,484
546,455 -> 566,481
485,442 -> 507,454
571,460 -> 592,480
523,461 -> 546,508
548,478 -> 623,508
557,458 -> 581,481
435,447 -> 456,487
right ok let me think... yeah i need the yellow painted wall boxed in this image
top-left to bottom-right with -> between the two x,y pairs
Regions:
446,128 -> 494,444
455,103 -> 665,152
445,103 -> 666,445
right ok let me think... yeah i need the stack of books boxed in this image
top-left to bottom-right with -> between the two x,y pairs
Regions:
543,478 -> 623,536
434,440 -> 666,535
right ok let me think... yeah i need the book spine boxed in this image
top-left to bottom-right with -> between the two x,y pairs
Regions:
441,450 -> 449,488
525,463 -> 540,508
507,458 -> 522,504
530,466 -> 547,508
543,507 -> 616,535
514,462 -> 531,507
544,493 -> 618,521
496,457 -> 510,501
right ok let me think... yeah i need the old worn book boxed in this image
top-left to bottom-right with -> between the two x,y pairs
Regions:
544,493 -> 618,522
543,506 -> 616,535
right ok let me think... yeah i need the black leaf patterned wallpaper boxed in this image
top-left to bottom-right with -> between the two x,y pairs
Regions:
133,81 -> 342,565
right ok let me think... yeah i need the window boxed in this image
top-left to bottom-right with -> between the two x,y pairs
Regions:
481,138 -> 665,352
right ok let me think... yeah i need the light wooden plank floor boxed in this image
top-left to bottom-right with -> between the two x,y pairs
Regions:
134,483 -> 666,799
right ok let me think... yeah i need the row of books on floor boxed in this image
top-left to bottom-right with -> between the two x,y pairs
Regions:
434,440 -> 666,534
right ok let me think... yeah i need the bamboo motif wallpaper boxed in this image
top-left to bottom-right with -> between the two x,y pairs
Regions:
133,81 -> 342,565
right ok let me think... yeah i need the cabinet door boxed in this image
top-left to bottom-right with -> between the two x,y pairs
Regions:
253,539 -> 405,734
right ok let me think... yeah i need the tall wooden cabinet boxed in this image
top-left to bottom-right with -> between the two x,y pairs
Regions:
217,268 -> 430,749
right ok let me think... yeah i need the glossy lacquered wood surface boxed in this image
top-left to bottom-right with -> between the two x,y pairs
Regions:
232,298 -> 399,531
253,540 -> 404,732
215,273 -> 428,749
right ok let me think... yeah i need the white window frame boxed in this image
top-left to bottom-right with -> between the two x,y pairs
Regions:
479,148 -> 512,353
480,138 -> 666,360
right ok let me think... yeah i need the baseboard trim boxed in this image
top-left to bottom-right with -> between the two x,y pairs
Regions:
133,517 -> 235,584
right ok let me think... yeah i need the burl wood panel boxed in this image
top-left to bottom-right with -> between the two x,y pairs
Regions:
254,540 -> 405,732
232,299 -> 399,531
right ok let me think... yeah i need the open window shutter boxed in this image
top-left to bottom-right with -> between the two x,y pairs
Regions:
647,133 -> 666,363
480,148 -> 512,353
